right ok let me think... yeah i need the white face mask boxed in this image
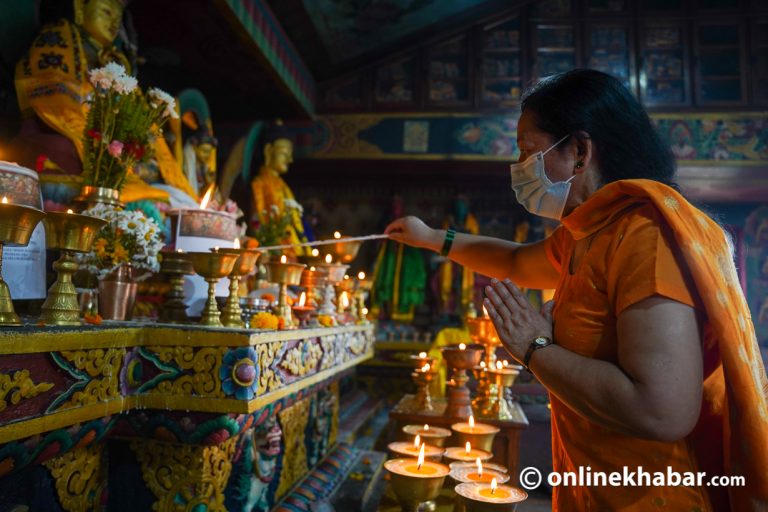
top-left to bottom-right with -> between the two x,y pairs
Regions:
510,135 -> 575,220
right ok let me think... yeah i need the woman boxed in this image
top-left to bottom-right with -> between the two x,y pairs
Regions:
386,69 -> 768,511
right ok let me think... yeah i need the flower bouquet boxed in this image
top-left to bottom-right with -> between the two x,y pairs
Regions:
251,198 -> 304,250
82,62 -> 178,191
78,203 -> 164,280
77,203 -> 164,320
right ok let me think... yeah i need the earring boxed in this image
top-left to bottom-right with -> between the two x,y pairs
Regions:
574,161 -> 584,169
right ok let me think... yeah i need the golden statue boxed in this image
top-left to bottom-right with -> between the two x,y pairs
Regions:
248,128 -> 310,256
11,0 -> 195,204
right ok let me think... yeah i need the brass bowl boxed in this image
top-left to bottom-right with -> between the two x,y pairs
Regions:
160,251 -> 194,274
0,203 -> 46,245
300,267 -> 328,288
225,248 -> 261,277
266,261 -> 306,285
332,238 -> 361,264
466,317 -> 501,346
188,251 -> 239,279
44,212 -> 107,252
315,263 -> 348,284
442,344 -> 485,370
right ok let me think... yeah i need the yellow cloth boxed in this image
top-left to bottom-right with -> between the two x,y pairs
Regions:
543,179 -> 768,511
250,169 -> 309,256
15,19 -> 195,202
439,214 -> 479,313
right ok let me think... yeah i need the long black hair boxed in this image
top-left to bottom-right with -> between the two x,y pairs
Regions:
521,69 -> 678,190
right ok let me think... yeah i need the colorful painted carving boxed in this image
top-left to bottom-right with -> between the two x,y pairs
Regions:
0,370 -> 53,413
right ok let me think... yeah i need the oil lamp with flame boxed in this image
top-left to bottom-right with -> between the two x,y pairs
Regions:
0,196 -> 45,325
455,478 -> 528,512
266,254 -> 306,328
384,443 -> 450,512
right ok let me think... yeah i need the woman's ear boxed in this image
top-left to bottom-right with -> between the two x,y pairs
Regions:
574,131 -> 593,174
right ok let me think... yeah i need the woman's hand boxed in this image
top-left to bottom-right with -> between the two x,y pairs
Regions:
483,278 -> 555,364
384,216 -> 442,251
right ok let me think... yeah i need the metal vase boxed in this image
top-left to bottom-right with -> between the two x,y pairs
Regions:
98,265 -> 137,321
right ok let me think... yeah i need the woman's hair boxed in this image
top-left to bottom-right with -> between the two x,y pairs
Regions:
521,69 -> 678,189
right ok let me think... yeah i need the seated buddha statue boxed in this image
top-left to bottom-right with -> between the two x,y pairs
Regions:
11,0 -> 195,205
247,123 -> 311,257
183,127 -> 218,197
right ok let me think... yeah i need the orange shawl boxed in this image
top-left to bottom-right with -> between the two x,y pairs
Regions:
563,179 -> 768,510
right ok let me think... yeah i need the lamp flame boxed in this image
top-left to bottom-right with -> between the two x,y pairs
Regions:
298,292 -> 306,307
480,361 -> 486,368
66,209 -> 74,214
344,274 -> 350,280
421,363 -> 430,372
311,248 -> 319,257
424,424 -> 429,431
482,305 -> 489,317
199,184 -> 214,209
414,434 -> 420,448
358,271 -> 365,280
465,441 -> 471,454
334,231 -> 341,239
325,254 -> 332,264
417,442 -> 425,470
459,343 -> 466,350
340,291 -> 350,309
503,360 -> 509,367
496,361 -> 503,370
419,352 -> 427,358
491,477 -> 497,494
477,458 -> 483,477
310,266 -> 316,271
1,197 -> 7,204
234,238 -> 240,249
280,255 -> 287,264
362,307 -> 368,315
469,415 -> 475,429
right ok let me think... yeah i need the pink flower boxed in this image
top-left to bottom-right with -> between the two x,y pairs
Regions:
107,140 -> 124,158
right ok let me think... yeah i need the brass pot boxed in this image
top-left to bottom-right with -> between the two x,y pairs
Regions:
76,186 -> 123,208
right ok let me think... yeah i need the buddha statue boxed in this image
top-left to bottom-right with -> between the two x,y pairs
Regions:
184,128 -> 218,197
247,124 -> 310,257
11,0 -> 196,205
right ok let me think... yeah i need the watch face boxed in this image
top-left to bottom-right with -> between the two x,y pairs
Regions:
535,337 -> 549,347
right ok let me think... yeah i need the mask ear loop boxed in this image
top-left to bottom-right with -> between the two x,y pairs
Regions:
542,134 -> 570,157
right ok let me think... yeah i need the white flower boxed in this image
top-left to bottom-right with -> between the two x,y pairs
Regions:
88,62 -> 135,93
148,88 -> 179,119
112,74 -> 138,95
283,198 -> 303,214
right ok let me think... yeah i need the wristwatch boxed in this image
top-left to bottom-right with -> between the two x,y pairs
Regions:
523,336 -> 554,371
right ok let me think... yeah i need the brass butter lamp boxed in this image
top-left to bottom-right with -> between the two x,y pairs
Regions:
39,210 -> 107,326
266,255 -> 306,329
188,249 -> 239,327
220,242 -> 261,328
159,249 -> 194,323
0,197 -> 46,325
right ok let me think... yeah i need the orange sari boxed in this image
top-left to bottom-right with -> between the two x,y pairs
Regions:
543,179 -> 768,511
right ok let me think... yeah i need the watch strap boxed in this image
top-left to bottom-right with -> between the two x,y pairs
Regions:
523,336 -> 553,371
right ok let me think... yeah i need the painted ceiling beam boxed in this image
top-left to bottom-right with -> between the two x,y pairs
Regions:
216,0 -> 317,117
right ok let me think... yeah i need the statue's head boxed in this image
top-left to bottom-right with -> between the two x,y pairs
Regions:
75,0 -> 125,48
264,138 -> 293,175
189,129 -> 218,165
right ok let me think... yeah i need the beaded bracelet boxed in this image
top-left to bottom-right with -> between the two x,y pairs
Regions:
440,229 -> 456,256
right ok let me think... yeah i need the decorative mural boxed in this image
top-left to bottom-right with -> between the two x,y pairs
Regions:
303,0 -> 498,63
301,112 -> 768,164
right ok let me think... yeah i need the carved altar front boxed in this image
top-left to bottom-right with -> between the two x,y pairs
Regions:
0,323 -> 374,511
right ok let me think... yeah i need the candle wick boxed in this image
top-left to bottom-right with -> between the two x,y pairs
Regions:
491,487 -> 496,495
417,463 -> 422,471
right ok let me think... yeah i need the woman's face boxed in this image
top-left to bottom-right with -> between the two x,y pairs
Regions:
516,109 -> 595,215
